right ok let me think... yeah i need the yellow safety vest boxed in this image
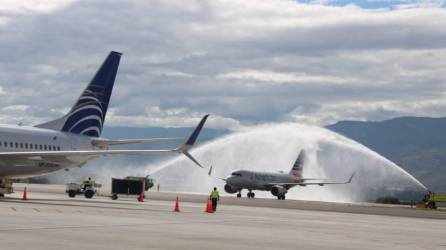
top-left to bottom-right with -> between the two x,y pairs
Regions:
210,190 -> 219,198
83,179 -> 94,186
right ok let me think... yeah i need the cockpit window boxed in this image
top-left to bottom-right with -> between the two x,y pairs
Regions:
231,173 -> 242,177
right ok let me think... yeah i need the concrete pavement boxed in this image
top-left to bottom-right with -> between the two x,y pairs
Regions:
0,184 -> 444,250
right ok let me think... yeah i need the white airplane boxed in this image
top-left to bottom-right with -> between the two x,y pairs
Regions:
209,150 -> 354,200
0,51 -> 208,196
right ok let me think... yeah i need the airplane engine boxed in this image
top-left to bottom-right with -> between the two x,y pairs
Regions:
271,185 -> 287,197
224,184 -> 238,194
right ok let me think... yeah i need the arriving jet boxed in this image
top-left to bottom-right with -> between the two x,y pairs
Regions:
0,51 -> 208,196
209,150 -> 354,200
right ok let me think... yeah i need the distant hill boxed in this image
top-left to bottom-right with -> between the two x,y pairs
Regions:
327,117 -> 446,192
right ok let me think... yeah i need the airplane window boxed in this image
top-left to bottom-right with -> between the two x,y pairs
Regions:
10,142 -> 13,147
3,142 -> 6,147
15,142 -> 18,148
39,145 -> 42,150
25,143 -> 28,149
53,146 -> 56,151
231,173 -> 242,177
44,145 -> 47,150
35,144 -> 38,150
20,143 -> 23,148
57,146 -> 60,151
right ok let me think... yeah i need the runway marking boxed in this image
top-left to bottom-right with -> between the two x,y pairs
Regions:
33,208 -> 40,212
0,214 -> 275,232
55,209 -> 62,213
10,207 -> 16,212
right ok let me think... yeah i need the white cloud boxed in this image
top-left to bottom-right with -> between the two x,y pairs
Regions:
218,70 -> 357,85
0,0 -> 77,26
107,106 -> 240,129
0,0 -> 445,128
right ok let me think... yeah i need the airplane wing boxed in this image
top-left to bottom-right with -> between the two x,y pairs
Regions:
269,173 -> 355,186
91,138 -> 182,147
0,115 -> 209,168
207,166 -> 227,181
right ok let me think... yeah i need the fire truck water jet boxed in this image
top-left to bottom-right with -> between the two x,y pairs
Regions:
150,123 -> 426,202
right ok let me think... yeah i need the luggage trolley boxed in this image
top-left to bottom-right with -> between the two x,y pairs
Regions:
111,175 -> 154,201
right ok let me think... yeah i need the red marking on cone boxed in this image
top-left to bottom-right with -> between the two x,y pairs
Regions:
205,197 -> 214,213
22,186 -> 28,201
173,196 -> 180,212
138,192 -> 144,202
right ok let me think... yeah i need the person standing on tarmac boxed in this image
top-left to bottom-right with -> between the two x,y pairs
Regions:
210,187 -> 220,211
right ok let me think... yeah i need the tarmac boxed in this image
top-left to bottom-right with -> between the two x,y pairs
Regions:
0,184 -> 445,250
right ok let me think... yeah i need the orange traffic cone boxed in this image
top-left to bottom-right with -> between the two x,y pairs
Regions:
137,192 -> 144,202
22,186 -> 28,201
173,196 -> 180,212
205,197 -> 214,213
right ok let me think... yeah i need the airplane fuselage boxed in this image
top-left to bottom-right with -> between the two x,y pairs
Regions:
0,124 -> 97,178
225,170 -> 298,191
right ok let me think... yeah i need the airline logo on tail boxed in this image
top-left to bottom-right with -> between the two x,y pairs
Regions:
61,88 -> 105,137
36,51 -> 122,137
290,150 -> 305,178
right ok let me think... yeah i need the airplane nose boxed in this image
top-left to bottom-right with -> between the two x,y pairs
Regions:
226,176 -> 235,185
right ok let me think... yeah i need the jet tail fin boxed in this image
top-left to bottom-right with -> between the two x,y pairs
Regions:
290,150 -> 305,178
36,51 -> 122,137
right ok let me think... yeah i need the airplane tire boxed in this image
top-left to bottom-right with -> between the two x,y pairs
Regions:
251,193 -> 255,198
237,193 -> 241,198
111,194 -> 118,200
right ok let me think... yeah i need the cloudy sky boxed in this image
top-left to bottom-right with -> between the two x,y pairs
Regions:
0,0 -> 446,129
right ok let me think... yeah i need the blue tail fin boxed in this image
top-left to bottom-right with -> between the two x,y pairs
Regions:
36,51 -> 122,137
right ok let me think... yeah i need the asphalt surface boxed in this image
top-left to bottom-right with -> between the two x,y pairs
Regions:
0,184 -> 445,250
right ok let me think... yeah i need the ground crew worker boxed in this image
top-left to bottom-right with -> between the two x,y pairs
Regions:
210,187 -> 220,211
83,177 -> 94,190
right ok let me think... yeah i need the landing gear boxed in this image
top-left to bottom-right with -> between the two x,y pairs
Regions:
236,192 -> 241,198
277,195 -> 286,200
247,190 -> 255,198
